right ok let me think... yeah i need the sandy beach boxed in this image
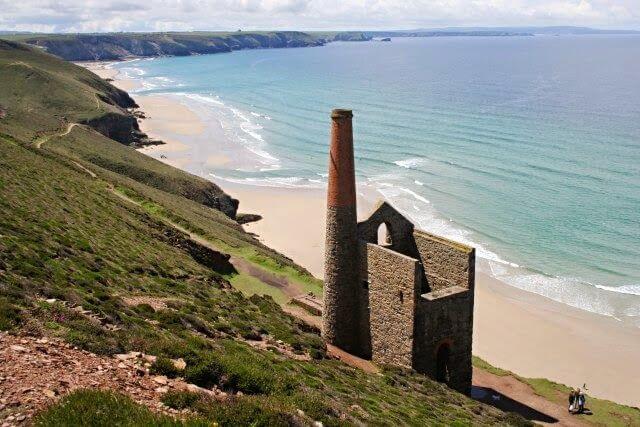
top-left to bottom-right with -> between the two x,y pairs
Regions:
82,61 -> 640,407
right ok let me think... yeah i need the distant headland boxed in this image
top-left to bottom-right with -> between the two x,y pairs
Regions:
2,26 -> 638,61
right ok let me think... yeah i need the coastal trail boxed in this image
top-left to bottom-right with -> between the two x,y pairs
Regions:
34,122 -> 79,149
473,368 -> 587,426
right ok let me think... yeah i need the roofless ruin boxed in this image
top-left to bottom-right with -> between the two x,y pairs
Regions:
323,109 -> 476,394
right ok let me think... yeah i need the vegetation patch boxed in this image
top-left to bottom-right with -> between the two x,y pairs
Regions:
34,390 -> 205,426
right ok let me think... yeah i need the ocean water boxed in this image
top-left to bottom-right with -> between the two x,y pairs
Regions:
113,35 -> 640,325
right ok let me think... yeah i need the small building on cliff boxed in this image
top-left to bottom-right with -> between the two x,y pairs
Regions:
322,109 -> 476,394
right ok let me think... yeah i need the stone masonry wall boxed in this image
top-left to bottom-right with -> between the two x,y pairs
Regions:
365,243 -> 421,368
413,230 -> 475,292
414,291 -> 474,394
412,232 -> 475,394
357,201 -> 416,256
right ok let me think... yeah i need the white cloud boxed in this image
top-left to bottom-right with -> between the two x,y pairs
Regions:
0,0 -> 638,32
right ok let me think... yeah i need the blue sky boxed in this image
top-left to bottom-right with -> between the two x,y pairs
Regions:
1,0 -> 638,33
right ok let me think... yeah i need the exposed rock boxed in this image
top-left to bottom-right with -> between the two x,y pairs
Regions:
153,376 -> 168,385
171,358 -> 186,371
160,227 -> 236,274
80,112 -> 146,146
236,213 -> 262,225
0,334 -> 193,420
42,389 -> 56,398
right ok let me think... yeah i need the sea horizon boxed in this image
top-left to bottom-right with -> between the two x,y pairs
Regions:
111,34 -> 640,326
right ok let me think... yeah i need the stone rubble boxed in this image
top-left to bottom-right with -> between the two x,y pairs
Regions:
0,332 -> 228,425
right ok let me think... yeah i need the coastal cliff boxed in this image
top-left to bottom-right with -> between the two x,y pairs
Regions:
7,31 -> 371,61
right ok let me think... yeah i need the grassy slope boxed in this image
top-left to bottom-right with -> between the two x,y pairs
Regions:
0,41 -> 526,425
0,40 -> 126,142
0,39 -> 238,217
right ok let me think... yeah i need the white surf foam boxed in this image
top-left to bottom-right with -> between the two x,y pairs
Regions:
394,157 -> 427,169
595,284 -> 640,296
170,92 -> 281,171
209,174 -> 324,189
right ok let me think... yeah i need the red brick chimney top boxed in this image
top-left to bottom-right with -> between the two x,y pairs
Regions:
327,109 -> 356,208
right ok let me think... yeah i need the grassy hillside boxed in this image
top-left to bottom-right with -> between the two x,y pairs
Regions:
1,31 -> 371,61
0,40 -> 529,425
0,40 -> 238,217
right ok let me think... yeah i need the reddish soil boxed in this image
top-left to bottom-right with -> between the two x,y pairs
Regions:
0,332 -> 205,426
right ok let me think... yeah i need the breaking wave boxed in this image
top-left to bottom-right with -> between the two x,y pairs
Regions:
595,284 -> 640,296
394,157 -> 428,169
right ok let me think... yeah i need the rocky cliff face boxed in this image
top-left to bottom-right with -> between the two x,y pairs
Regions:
26,32 -> 326,61
81,112 -> 147,146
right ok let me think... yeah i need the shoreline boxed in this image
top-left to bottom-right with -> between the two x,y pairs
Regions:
82,61 -> 640,407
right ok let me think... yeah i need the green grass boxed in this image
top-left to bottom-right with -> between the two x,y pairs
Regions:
43,123 -> 318,288
35,390 -> 206,426
473,357 -> 640,426
0,40 -> 133,143
0,136 -> 525,424
228,273 -> 288,305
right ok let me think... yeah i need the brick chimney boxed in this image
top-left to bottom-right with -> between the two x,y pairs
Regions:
323,109 -> 361,354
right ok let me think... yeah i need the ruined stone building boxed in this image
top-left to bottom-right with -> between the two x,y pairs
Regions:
323,109 -> 476,394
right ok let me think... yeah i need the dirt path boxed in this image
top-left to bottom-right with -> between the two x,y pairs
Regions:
472,368 -> 587,426
34,123 -> 79,149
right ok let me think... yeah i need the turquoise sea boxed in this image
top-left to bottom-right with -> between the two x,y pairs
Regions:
113,35 -> 640,325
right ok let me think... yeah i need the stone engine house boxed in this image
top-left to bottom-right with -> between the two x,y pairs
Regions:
323,109 -> 476,394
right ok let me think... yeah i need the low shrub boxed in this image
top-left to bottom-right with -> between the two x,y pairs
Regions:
151,356 -> 181,378
162,390 -> 201,410
193,396 -> 293,427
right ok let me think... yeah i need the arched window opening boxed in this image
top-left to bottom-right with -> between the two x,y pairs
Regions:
436,343 -> 451,384
377,222 -> 392,246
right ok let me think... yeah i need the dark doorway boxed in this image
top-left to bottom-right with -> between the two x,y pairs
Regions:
436,343 -> 451,384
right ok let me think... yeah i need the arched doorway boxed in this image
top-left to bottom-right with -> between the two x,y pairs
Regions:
436,342 -> 451,384
377,222 -> 392,246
